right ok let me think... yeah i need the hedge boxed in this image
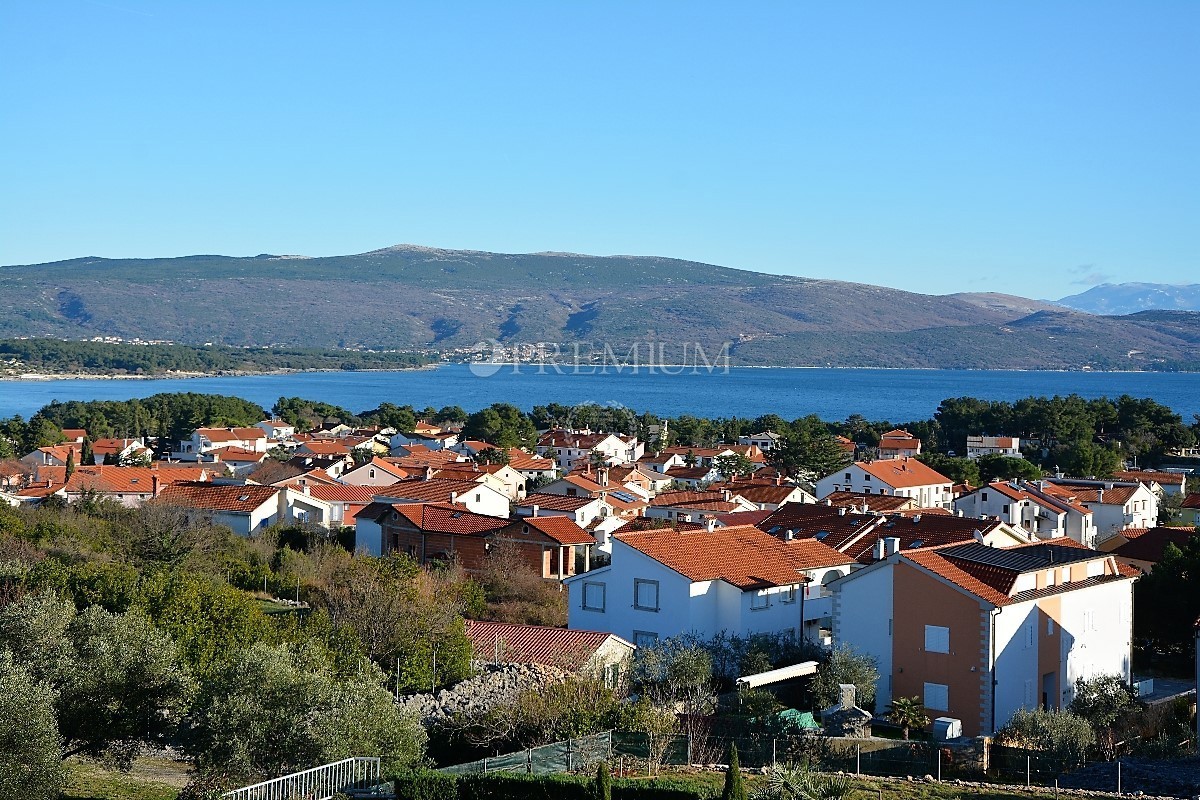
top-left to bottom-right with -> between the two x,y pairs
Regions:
391,770 -> 716,800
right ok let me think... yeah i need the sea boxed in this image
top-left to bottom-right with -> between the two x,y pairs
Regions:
1,365 -> 1198,423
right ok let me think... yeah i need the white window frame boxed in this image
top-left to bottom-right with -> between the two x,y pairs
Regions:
633,579 -> 660,612
750,591 -> 770,610
924,624 -> 950,654
782,585 -> 797,604
633,630 -> 659,648
582,582 -> 606,612
923,682 -> 949,711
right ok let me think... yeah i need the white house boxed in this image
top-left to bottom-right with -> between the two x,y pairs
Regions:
174,427 -> 268,461
155,481 -> 335,535
373,478 -> 511,518
341,457 -> 413,486
565,524 -> 858,648
816,458 -> 954,510
954,481 -> 1096,545
966,436 -> 1022,459
830,540 -> 1137,736
256,419 -> 297,440
515,493 -> 612,528
1045,479 -> 1160,545
537,430 -> 644,471
737,431 -> 783,451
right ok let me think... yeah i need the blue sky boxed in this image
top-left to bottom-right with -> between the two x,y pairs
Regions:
1,2 -> 1196,298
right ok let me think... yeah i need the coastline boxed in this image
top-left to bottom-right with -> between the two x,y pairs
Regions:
0,363 -> 440,382
1,362 -> 1192,381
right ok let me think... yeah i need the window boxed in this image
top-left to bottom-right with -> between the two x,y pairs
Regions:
924,625 -> 950,653
982,492 -> 989,502
1024,623 -> 1035,648
369,469 -> 376,479
633,631 -> 659,648
582,582 -> 606,611
924,682 -> 949,711
751,591 -> 769,610
634,579 -> 660,611
864,474 -> 871,481
782,585 -> 797,604
844,473 -> 851,481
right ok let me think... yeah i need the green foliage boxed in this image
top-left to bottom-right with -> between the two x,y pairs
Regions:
134,570 -> 271,678
392,770 -> 461,800
1067,674 -> 1137,759
1133,534 -> 1200,651
811,645 -> 878,711
976,454 -> 1042,483
31,393 -> 266,441
755,764 -> 854,800
915,453 -> 979,486
461,404 -> 538,449
0,591 -> 193,768
0,652 -> 64,800
721,744 -> 746,800
595,761 -> 612,800
996,707 -> 1094,770
187,641 -> 426,780
769,433 -> 851,480
887,696 -> 930,740
0,339 -> 428,379
715,453 -> 756,479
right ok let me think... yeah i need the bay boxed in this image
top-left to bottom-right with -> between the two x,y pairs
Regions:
1,365 -> 1198,423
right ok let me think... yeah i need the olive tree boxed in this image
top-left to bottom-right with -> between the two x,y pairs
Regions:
0,653 -> 63,800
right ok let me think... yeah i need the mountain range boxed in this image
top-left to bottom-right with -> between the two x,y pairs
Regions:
3,245 -> 1199,371
1054,283 -> 1200,316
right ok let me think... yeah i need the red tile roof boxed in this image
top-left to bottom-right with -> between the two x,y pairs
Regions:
820,491 -> 918,512
306,484 -> 379,503
465,620 -> 629,669
516,515 -> 595,545
506,448 -> 555,471
1183,493 -> 1200,510
378,478 -> 492,504
198,427 -> 266,442
518,493 -> 599,512
1113,470 -> 1187,487
156,482 -> 279,513
387,502 -> 509,535
615,524 -> 853,589
857,458 -> 950,488
1110,526 -> 1199,565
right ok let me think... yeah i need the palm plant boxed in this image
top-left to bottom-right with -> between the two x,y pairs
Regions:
888,696 -> 930,740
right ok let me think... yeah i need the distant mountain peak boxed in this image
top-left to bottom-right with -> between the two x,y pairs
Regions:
1056,282 -> 1200,316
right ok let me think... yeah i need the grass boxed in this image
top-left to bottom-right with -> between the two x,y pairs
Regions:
62,756 -> 188,800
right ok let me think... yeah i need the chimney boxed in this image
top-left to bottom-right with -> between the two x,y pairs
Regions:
776,474 -> 782,486
722,490 -> 731,502
838,506 -> 847,516
425,466 -> 434,480
872,539 -> 886,560
784,529 -> 795,541
912,514 -> 921,523
956,509 -> 964,517
151,474 -> 160,498
450,491 -> 459,505
303,484 -> 310,495
531,504 -> 539,517
884,536 -> 900,556
599,467 -> 609,487
705,517 -> 717,533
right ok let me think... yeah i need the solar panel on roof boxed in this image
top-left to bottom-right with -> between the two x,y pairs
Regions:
612,491 -> 636,502
815,531 -> 830,541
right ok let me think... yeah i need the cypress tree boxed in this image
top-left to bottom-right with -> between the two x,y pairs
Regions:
594,761 -> 611,800
80,438 -> 93,466
721,744 -> 746,800
65,448 -> 76,480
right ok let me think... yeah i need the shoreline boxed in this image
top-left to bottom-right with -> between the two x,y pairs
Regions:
0,364 -> 440,382
1,362 -> 1194,381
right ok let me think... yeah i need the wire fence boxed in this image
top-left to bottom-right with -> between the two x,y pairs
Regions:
439,731 -> 1200,795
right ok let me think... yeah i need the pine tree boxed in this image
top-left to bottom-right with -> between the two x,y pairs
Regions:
721,744 -> 746,800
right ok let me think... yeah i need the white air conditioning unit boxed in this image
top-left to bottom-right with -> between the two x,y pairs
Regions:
932,717 -> 962,740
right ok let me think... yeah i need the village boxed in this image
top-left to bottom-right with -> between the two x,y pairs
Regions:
6,405 -> 1199,761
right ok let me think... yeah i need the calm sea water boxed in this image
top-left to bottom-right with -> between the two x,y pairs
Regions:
2,365 -> 1198,423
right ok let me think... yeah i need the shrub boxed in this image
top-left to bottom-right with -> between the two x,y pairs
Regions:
392,769 -> 460,800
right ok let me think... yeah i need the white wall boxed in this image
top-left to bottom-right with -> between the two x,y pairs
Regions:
831,564 -> 894,709
1058,579 -> 1133,703
992,601 -> 1042,730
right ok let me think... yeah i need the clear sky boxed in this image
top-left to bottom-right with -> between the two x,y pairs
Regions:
1,1 -> 1196,299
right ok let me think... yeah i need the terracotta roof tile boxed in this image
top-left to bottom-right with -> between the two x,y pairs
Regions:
465,620 -> 628,669
517,515 -> 595,545
517,493 -> 599,512
857,458 -> 950,488
615,524 -> 853,589
156,482 -> 279,513
387,502 -> 509,535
